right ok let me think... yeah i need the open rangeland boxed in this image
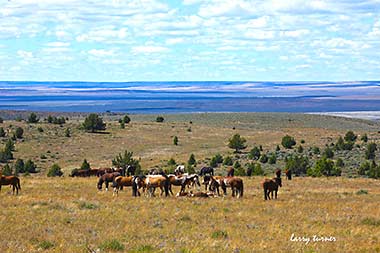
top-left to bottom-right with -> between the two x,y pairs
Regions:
1,113 -> 380,252
0,176 -> 380,252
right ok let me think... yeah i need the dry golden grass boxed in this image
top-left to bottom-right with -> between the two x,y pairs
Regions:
1,176 -> 380,252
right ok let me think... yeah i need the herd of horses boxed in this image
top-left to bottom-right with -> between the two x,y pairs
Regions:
0,165 -> 292,199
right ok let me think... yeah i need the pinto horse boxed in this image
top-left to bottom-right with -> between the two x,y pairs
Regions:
112,176 -> 133,195
167,174 -> 201,195
142,175 -> 170,197
262,177 -> 282,200
199,166 -> 214,176
174,165 -> 185,176
206,176 -> 226,196
97,172 -> 120,191
0,175 -> 21,195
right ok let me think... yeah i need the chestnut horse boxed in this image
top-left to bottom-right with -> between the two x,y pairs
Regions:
97,172 -> 120,191
223,177 -> 243,198
142,175 -> 170,197
0,175 -> 21,195
70,169 -> 89,177
112,176 -> 133,195
262,177 -> 282,200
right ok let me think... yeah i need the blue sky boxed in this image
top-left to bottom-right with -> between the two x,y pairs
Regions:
0,0 -> 379,81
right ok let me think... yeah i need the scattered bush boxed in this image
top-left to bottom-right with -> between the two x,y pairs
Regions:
112,150 -> 141,174
361,134 -> 368,143
307,157 -> 341,177
356,189 -> 368,195
285,155 -> 310,176
211,230 -> 228,239
37,127 -> 44,133
344,131 -> 357,142
156,116 -> 164,123
83,113 -> 106,133
38,240 -> 55,250
47,115 -> 66,125
223,156 -> 233,166
323,147 -> 334,159
0,127 -> 5,137
80,159 -> 91,171
65,128 -> 71,137
281,135 -> 296,149
168,158 -> 176,166
259,154 -> 268,163
336,158 -> 344,168
248,146 -> 260,160
188,153 -> 196,166
173,136 -> 178,145
47,164 -> 63,177
268,153 -> 277,164
228,134 -> 247,153
14,158 -> 25,173
25,159 -> 37,173
297,145 -> 304,153
210,154 -> 223,167
27,113 -> 39,123
15,127 -> 24,139
365,142 -> 377,160
99,239 -> 125,252
312,146 -> 320,155
247,163 -> 264,176
1,164 -> 12,176
0,117 -> 3,123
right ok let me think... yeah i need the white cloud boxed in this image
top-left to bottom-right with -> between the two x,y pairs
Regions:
131,46 -> 169,54
280,29 -> 310,38
17,50 -> 33,58
165,38 -> 185,45
88,49 -> 116,57
46,42 -> 70,47
245,30 -> 275,40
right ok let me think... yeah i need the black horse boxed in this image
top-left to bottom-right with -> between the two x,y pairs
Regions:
126,165 -> 136,176
199,166 -> 214,176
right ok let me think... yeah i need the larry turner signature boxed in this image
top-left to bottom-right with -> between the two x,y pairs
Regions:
290,233 -> 337,245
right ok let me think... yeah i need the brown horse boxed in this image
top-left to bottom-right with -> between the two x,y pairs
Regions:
142,175 -> 170,197
97,172 -> 120,191
96,168 -> 113,177
262,177 -> 282,200
275,169 -> 282,178
207,176 -> 226,196
89,169 -> 99,177
112,176 -> 133,195
0,175 -> 21,195
223,177 -> 243,198
70,169 -> 90,177
285,169 -> 292,180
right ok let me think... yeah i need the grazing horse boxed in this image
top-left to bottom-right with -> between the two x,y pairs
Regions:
199,166 -> 214,176
142,175 -> 169,197
227,167 -> 235,177
262,177 -> 282,200
0,175 -> 21,195
70,169 -> 89,177
285,169 -> 292,180
112,176 -> 133,195
206,176 -> 226,196
174,165 -> 185,176
97,172 -> 120,191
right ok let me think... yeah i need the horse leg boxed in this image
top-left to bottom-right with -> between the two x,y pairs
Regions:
231,186 -> 235,197
275,190 -> 278,199
271,190 -> 274,200
264,188 -> 267,200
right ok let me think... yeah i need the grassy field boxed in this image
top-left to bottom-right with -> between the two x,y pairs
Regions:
1,112 -> 380,252
1,176 -> 380,252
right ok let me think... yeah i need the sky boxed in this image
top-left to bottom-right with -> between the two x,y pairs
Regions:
0,0 -> 379,82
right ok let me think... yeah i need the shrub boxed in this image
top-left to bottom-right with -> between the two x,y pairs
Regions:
0,117 -> 3,123
168,158 -> 176,166
186,164 -> 195,174
281,135 -> 296,149
247,163 -> 263,176
1,164 -> 12,176
173,136 -> 178,145
356,189 -> 368,195
248,147 -> 260,160
361,134 -> 368,143
120,122 -> 125,129
82,113 -> 106,132
47,164 -> 63,177
38,240 -> 55,250
268,153 -> 277,164
358,161 -> 370,175
312,146 -> 320,155
233,160 -> 242,169
156,116 -> 164,123
80,159 -> 91,171
344,131 -> 357,142
0,127 -> 5,137
112,150 -> 141,173
368,164 -> 380,179
37,127 -> 44,133
99,239 -> 125,251
259,154 -> 268,163
228,134 -> 247,153
123,115 -> 131,124
308,157 -> 340,177
14,158 -> 25,173
297,145 -> 304,153
188,153 -> 196,166
5,139 -> 15,151
223,156 -> 233,166
336,158 -> 344,168
25,159 -> 37,173
285,155 -> 310,175
275,145 -> 280,151
323,147 -> 334,159
365,143 -> 377,160
211,230 -> 228,239
15,127 -> 24,139
27,113 -> 39,123
65,128 -> 71,137
210,154 -> 223,167
300,139 -> 305,144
